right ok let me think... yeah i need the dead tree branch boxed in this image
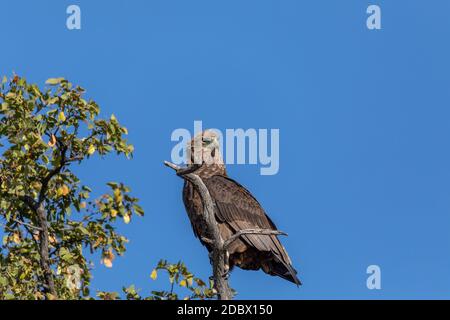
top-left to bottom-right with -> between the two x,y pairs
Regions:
165,160 -> 233,300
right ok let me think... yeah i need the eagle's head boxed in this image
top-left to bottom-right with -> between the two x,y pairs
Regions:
187,130 -> 226,175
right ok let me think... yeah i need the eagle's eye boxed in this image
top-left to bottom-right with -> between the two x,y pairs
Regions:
202,137 -> 213,146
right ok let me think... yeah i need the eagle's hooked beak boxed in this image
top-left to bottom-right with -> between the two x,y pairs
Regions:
204,136 -> 219,159
210,136 -> 220,150
204,136 -> 219,149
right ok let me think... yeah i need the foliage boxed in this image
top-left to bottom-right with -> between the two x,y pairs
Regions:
97,260 -> 218,300
0,75 -> 142,299
148,260 -> 217,300
0,75 -> 214,300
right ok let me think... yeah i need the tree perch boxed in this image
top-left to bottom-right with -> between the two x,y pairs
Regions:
165,160 -> 233,300
164,161 -> 288,300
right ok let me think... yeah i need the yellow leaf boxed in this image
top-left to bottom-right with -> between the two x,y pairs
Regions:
103,258 -> 113,268
35,292 -> 44,300
187,277 -> 193,287
32,181 -> 42,190
123,214 -> 130,224
79,202 -> 87,209
12,233 -> 21,244
87,145 -> 96,155
48,134 -> 57,147
47,97 -> 58,105
179,280 -> 187,287
110,209 -> 118,218
58,111 -> 66,122
49,236 -> 57,245
150,269 -> 157,280
61,185 -> 70,196
114,188 -> 123,203
102,251 -> 115,269
46,293 -> 57,300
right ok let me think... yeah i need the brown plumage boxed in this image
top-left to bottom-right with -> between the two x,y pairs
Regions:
181,130 -> 301,285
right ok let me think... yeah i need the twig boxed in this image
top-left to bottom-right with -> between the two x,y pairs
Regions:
12,218 -> 43,231
164,161 -> 181,171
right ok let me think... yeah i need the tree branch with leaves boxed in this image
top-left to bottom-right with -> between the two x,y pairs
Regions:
0,75 -> 143,299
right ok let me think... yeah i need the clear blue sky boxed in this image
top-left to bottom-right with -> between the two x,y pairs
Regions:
1,0 -> 450,299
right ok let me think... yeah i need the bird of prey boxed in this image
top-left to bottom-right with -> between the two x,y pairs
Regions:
180,130 -> 301,285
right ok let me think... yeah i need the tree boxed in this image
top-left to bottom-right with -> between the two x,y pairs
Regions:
0,75 -> 215,300
0,74 -> 142,299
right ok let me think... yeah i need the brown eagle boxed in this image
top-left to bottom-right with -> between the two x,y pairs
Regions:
181,130 -> 300,285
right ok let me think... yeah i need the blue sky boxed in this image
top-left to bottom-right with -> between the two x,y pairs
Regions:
1,0 -> 450,299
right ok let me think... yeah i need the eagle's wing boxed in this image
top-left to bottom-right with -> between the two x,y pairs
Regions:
204,175 -> 300,285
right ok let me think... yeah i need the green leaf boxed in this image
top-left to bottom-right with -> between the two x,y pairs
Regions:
59,247 -> 74,262
45,77 -> 65,85
0,276 -> 8,286
133,204 -> 144,216
47,97 -> 59,105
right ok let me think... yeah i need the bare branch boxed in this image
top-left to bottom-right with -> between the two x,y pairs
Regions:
164,161 -> 181,171
165,160 -> 233,300
12,218 -> 43,231
164,161 -> 201,177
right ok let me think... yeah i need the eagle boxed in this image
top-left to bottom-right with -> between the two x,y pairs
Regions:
180,130 -> 301,285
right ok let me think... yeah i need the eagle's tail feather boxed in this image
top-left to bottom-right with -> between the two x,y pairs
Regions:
263,256 -> 301,286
